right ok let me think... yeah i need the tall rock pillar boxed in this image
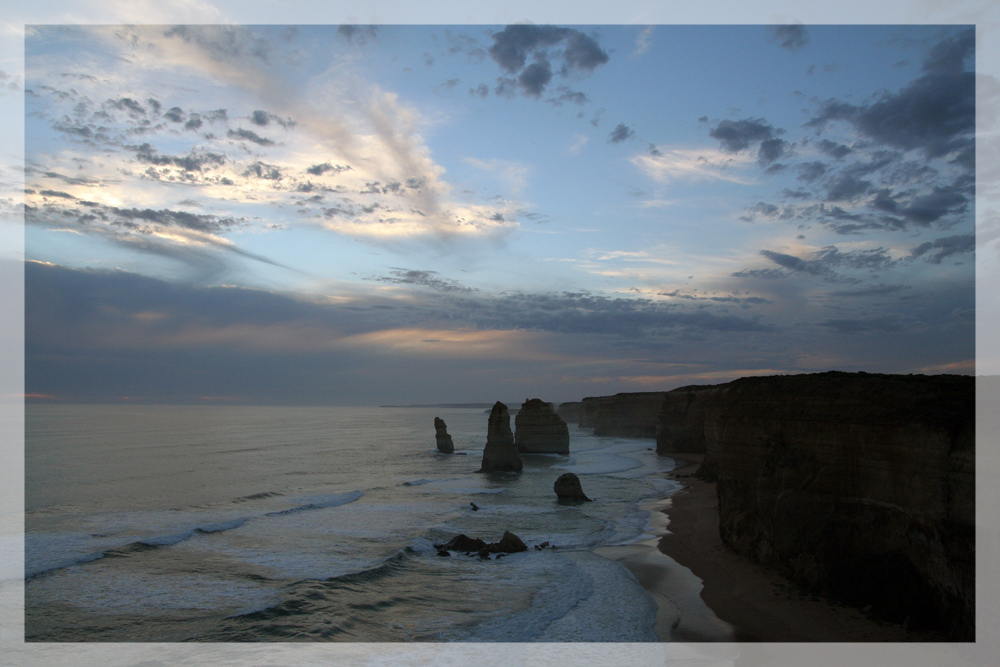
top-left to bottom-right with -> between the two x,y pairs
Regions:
478,401 -> 523,472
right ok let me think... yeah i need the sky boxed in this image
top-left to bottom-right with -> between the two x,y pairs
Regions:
20,23 -> 977,406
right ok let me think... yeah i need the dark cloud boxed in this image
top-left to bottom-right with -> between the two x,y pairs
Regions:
807,29 -> 973,161
552,87 -> 588,105
710,118 -> 780,152
816,139 -> 852,159
337,25 -> 378,43
39,190 -> 76,199
487,25 -> 608,97
184,114 -> 203,131
755,245 -> 896,281
105,206 -> 240,232
243,161 -> 283,180
899,185 -> 968,225
795,161 -> 828,182
824,172 -> 872,202
306,162 -> 351,176
132,143 -> 226,172
731,268 -> 788,280
250,110 -> 295,129
470,83 -> 490,98
910,234 -> 975,263
770,25 -> 809,51
609,123 -> 635,144
758,138 -> 790,165
227,128 -> 275,146
376,269 -> 476,293
164,106 -> 185,123
518,61 -> 553,96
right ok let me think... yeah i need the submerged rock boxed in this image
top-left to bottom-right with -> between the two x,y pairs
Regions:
553,472 -> 592,501
434,417 -> 455,453
488,530 -> 528,553
478,401 -> 523,473
515,398 -> 570,454
435,531 -> 530,558
434,534 -> 487,553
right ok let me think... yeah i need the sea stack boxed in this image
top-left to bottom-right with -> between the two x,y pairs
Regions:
434,417 -> 455,453
478,401 -> 522,473
515,398 -> 570,454
554,472 -> 592,501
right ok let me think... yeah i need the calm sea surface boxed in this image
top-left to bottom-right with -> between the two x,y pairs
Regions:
25,404 -> 680,641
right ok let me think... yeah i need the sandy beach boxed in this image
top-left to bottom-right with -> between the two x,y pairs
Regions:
605,454 -> 935,642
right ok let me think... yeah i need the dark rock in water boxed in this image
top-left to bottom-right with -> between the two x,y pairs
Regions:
478,402 -> 523,473
470,502 -> 479,511
554,472 -> 592,501
488,530 -> 528,553
515,398 -> 570,454
434,534 -> 487,553
435,531 -> 529,557
434,417 -> 455,453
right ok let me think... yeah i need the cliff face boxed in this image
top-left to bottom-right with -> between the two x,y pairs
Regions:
697,372 -> 974,639
478,401 -> 523,473
556,401 -> 582,424
579,392 -> 668,438
655,384 -> 727,454
514,399 -> 570,454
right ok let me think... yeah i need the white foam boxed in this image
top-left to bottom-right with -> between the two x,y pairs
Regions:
537,551 -> 658,641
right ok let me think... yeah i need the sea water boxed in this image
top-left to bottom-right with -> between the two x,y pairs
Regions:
24,404 -> 681,642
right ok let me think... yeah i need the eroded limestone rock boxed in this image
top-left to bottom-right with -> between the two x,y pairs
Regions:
434,416 -> 455,453
478,401 -> 522,473
553,472 -> 592,501
515,398 -> 570,454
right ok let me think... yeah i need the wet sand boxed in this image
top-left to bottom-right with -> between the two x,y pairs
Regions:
605,453 -> 929,642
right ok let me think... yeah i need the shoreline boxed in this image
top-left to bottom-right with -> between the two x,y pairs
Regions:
605,453 -> 929,642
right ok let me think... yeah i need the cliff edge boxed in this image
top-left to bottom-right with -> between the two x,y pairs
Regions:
694,372 -> 974,639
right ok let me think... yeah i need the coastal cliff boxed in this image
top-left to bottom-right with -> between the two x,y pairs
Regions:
514,399 -> 570,454
692,372 -> 974,639
579,392 -> 668,437
654,384 -> 727,454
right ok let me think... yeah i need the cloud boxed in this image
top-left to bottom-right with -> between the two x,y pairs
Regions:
250,109 -> 295,129
487,25 -> 609,98
710,118 -> 781,152
769,25 -> 809,51
227,128 -> 275,146
754,245 -> 897,281
375,269 -> 477,293
816,139 -> 852,159
631,148 -> 756,185
634,27 -> 654,56
518,61 -> 553,96
806,29 -> 973,162
609,123 -> 635,144
910,234 -> 975,264
758,137 -> 789,165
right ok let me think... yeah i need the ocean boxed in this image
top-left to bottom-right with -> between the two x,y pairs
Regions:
24,404 -> 682,642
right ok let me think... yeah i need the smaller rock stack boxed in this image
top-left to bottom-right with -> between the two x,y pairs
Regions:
434,417 -> 455,453
515,398 -> 570,454
478,401 -> 523,473
554,472 -> 592,501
